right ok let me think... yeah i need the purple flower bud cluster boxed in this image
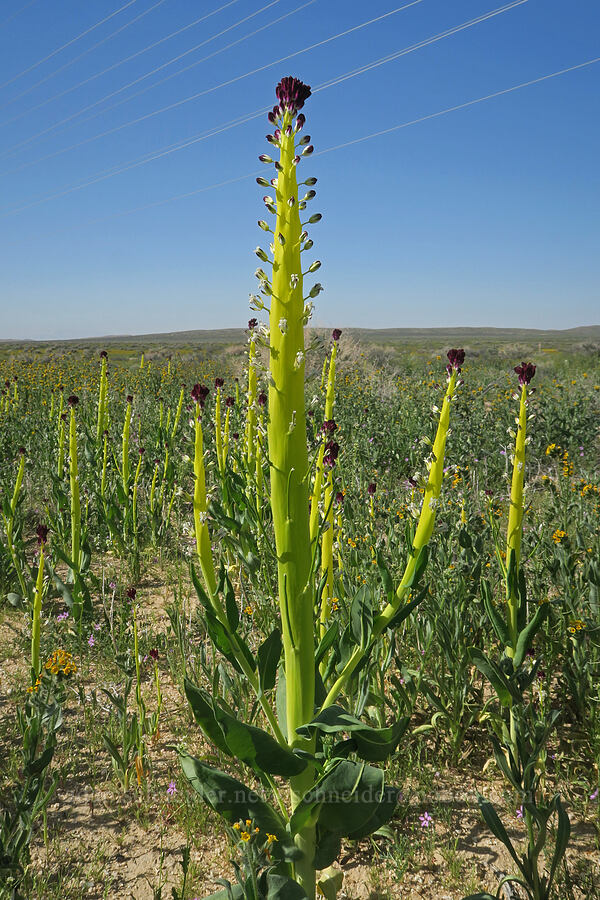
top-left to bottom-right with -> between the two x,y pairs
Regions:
332,328 -> 342,342
248,318 -> 258,331
367,482 -> 377,496
36,523 -> 48,546
257,391 -> 267,407
274,76 -> 311,115
323,440 -> 339,469
446,348 -> 465,375
514,362 -> 536,385
225,396 -> 235,408
321,419 -> 337,436
215,377 -> 224,389
191,383 -> 209,406
67,394 -> 79,407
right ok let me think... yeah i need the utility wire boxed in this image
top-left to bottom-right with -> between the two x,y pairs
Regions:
0,0 -> 139,91
0,0 -> 422,166
0,0 -> 247,122
70,55 -> 600,230
0,0 -> 170,114
0,0 -> 40,30
0,0 -> 525,196
0,0 -> 297,159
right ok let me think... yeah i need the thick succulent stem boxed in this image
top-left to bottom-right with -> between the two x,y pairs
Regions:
193,401 -> 217,597
268,109 -> 316,894
96,355 -> 108,441
31,545 -> 45,678
69,406 -> 81,573
506,383 -> 528,655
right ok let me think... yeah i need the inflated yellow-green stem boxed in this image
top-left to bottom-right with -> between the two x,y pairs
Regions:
132,448 -> 144,535
101,431 -> 108,499
245,328 -> 258,476
96,351 -> 109,441
258,76 -> 320,894
191,386 -> 217,596
309,335 -> 338,544
321,352 -> 464,711
4,447 -> 28,600
506,362 -> 536,656
49,391 -> 55,422
68,395 -> 81,573
122,395 -> 133,494
31,525 -> 48,678
214,378 -> 225,475
170,386 -> 185,444
57,412 -> 66,478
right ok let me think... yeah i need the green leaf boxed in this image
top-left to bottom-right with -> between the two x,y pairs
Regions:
224,571 -> 239,633
185,679 -> 304,776
315,624 -> 338,667
265,873 -> 309,899
257,628 -> 282,693
316,866 -> 343,899
478,797 -> 523,872
547,794 -> 571,892
291,759 -> 387,839
406,545 -> 429,588
467,647 -> 516,707
350,585 -> 373,649
313,829 -> 342,870
376,551 -> 393,597
513,602 -> 549,668
481,579 -> 508,646
184,679 -> 231,756
506,548 -> 518,599
296,705 -> 407,760
179,752 -> 300,861
190,562 -> 214,614
6,592 -> 24,608
346,783 -> 399,840
386,585 -> 428,631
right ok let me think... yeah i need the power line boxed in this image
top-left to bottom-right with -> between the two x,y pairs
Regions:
0,0 -> 247,122
0,0 -> 526,200
0,0 -> 421,167
0,0 -> 40,30
0,0 -> 170,114
0,0 -> 139,91
0,0 -> 295,160
20,55 -> 600,233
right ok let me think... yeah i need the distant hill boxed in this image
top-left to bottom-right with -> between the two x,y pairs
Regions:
2,324 -> 600,349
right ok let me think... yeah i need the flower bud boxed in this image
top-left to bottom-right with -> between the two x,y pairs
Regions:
258,154 -> 273,164
256,176 -> 270,187
307,213 -> 322,224
258,219 -> 270,231
302,190 -> 316,201
298,134 -> 311,146
255,247 -> 269,261
301,145 -> 314,156
309,283 -> 324,298
304,176 -> 317,186
308,260 -> 321,272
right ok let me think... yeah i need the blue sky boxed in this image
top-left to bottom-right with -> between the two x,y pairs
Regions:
0,0 -> 598,340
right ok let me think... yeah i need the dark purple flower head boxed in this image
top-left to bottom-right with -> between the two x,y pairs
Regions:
67,394 -> 79,407
225,395 -> 235,408
126,394 -> 133,404
215,377 -> 224,389
335,491 -> 344,506
257,391 -> 267,407
248,317 -> 258,330
331,328 -> 342,342
323,440 -> 339,469
100,350 -> 108,359
191,383 -> 209,405
275,76 -> 311,115
232,432 -> 239,441
139,447 -> 145,455
514,362 -> 536,386
126,587 -> 137,601
36,524 -> 48,546
321,419 -> 337,435
446,348 -> 465,375
149,648 -> 159,661
18,446 -> 26,455
367,482 -> 377,496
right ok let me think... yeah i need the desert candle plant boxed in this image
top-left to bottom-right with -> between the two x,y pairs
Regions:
67,395 -> 81,574
96,350 -> 109,441
30,525 -> 48,679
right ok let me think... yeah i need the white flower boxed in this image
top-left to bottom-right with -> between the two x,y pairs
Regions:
294,351 -> 304,370
279,317 -> 288,334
